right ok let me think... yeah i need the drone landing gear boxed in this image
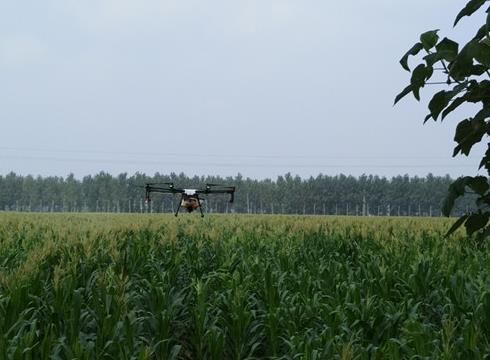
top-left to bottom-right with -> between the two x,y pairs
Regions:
174,195 -> 183,217
196,196 -> 204,218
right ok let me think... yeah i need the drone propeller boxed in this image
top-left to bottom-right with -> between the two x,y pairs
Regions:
146,182 -> 174,186
129,182 -> 173,189
203,184 -> 235,203
129,183 -> 176,204
206,183 -> 231,188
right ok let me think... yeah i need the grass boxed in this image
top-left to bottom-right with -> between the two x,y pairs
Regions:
0,213 -> 489,359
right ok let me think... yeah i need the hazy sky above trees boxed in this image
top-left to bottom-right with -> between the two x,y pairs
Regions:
0,0 -> 485,179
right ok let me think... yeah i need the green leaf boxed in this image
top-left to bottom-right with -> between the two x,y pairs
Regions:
479,144 -> 490,174
454,0 -> 487,26
470,64 -> 487,75
443,177 -> 472,216
428,90 -> 451,121
400,43 -> 424,71
486,6 -> 490,35
445,214 -> 469,237
410,64 -> 431,101
476,194 -> 490,207
482,36 -> 490,47
473,24 -> 488,42
436,38 -> 459,62
442,96 -> 467,120
420,30 -> 439,51
449,40 -> 479,80
423,52 -> 442,67
474,42 -> 490,66
453,117 -> 487,156
394,84 -> 413,105
453,145 -> 462,157
468,176 -> 489,195
465,212 -> 490,235
466,80 -> 490,104
473,106 -> 490,122
437,82 -> 469,121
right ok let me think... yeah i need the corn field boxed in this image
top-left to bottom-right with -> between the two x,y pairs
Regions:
0,213 -> 490,359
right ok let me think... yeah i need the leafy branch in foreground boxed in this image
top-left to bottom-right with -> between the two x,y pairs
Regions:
396,0 -> 490,240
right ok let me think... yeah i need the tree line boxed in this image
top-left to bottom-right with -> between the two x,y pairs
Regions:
0,172 -> 475,216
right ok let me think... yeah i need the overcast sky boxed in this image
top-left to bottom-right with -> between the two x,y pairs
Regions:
0,0 -> 486,179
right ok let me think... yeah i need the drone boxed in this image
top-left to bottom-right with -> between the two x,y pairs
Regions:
141,182 -> 235,217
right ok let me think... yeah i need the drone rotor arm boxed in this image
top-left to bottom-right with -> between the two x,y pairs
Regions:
197,187 -> 235,202
146,187 -> 184,194
144,185 -> 185,205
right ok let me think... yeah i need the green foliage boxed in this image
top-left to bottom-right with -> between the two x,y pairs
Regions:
2,213 -> 490,358
396,0 -> 490,239
454,0 -> 487,26
400,43 -> 424,72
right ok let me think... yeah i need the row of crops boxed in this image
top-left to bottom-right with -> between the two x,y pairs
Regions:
0,213 -> 489,358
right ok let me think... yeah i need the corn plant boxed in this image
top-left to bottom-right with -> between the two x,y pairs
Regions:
0,213 -> 490,358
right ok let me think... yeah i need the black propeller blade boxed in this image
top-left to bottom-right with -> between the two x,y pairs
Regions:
206,183 -> 232,188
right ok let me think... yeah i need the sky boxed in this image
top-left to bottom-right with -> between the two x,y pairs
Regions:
0,0 -> 487,179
